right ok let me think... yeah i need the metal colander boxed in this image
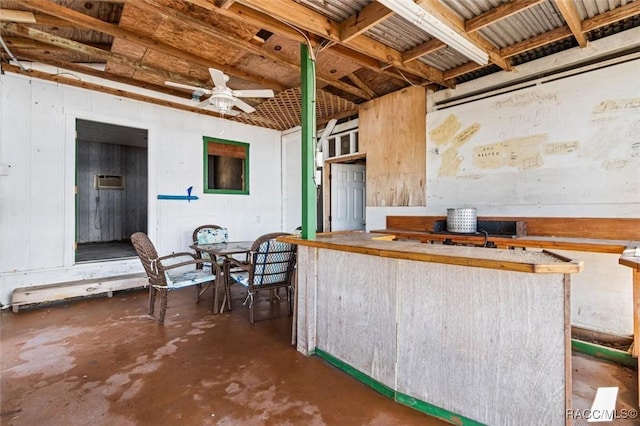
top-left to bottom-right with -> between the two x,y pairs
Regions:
446,208 -> 477,233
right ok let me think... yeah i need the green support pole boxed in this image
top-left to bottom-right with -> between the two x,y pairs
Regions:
300,43 -> 316,240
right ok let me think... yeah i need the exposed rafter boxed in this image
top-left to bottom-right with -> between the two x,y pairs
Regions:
553,0 -> 588,48
1,0 -> 636,130
19,0 -> 287,92
581,1 -> 640,33
1,23 -> 211,88
134,0 -> 371,99
417,0 -> 512,72
0,9 -> 36,23
339,2 -> 394,43
237,0 -> 451,87
465,0 -> 545,33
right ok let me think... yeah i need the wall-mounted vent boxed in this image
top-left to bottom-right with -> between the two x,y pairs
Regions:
94,174 -> 125,190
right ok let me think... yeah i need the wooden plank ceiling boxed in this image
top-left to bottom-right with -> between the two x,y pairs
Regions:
1,0 -> 639,131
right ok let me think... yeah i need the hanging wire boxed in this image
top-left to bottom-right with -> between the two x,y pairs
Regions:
282,21 -> 316,62
0,34 -> 27,71
94,188 -> 102,230
54,72 -> 81,80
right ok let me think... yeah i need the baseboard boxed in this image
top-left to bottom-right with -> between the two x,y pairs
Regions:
571,338 -> 637,369
11,273 -> 147,312
315,348 -> 482,425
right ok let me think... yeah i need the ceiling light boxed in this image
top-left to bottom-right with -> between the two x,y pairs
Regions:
377,0 -> 489,66
210,93 -> 235,116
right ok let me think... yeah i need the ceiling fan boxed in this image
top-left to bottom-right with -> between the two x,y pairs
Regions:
165,68 -> 274,116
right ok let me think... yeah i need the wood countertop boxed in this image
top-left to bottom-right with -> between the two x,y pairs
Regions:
620,247 -> 640,270
372,228 -> 638,254
279,232 -> 583,274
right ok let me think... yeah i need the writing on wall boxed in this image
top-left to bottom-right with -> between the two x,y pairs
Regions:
426,60 -> 640,207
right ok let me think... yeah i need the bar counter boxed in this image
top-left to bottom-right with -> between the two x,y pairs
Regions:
279,232 -> 582,426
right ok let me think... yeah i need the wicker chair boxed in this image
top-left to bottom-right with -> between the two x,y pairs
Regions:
131,232 -> 216,325
226,232 -> 297,323
191,225 -> 228,302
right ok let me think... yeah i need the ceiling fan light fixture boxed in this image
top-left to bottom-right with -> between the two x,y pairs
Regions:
210,93 -> 235,115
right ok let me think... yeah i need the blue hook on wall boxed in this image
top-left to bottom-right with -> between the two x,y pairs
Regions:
157,186 -> 199,201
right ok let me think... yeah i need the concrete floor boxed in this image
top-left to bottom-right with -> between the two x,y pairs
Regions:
1,286 -> 638,425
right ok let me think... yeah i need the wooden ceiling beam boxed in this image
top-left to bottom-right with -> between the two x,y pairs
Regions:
9,52 -> 192,99
1,11 -> 78,28
417,0 -> 511,71
499,26 -> 572,58
30,13 -> 76,27
0,63 -> 230,119
553,0 -> 587,48
499,3 -> 640,59
1,23 -> 213,88
0,9 -> 36,23
6,37 -> 111,51
220,0 -> 236,10
1,36 -> 38,49
329,44 -> 417,85
135,0 -> 372,100
443,61 -> 484,80
346,72 -> 377,99
401,39 -> 446,63
183,0 -> 312,45
20,0 -> 287,92
238,0 -> 450,87
186,0 -> 409,86
339,2 -> 394,43
581,1 -> 640,33
465,0 -> 545,33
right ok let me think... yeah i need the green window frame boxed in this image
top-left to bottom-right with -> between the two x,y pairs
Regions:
203,137 -> 250,195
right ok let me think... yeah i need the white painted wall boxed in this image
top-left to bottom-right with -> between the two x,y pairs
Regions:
282,127 -> 302,233
367,59 -> 640,336
0,71 -> 283,307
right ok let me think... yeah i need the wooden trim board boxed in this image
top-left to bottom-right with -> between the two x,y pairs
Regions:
386,216 -> 640,241
12,273 -> 148,312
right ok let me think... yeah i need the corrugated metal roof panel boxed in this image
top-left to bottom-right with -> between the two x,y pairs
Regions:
419,47 -> 469,71
476,3 -> 565,48
445,0 -> 507,19
293,0 -> 370,22
577,0 -> 634,19
365,14 -> 432,52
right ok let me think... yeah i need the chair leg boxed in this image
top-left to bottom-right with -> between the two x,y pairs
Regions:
158,289 -> 168,325
225,279 -> 232,311
244,291 -> 255,323
148,286 -> 157,315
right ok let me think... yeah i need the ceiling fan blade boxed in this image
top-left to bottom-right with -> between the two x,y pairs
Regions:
317,118 -> 337,145
209,68 -> 228,88
195,98 -> 211,108
232,89 -> 274,98
233,98 -> 256,113
165,81 -> 211,94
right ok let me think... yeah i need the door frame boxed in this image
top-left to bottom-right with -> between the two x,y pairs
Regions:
64,111 -> 156,267
322,153 -> 366,232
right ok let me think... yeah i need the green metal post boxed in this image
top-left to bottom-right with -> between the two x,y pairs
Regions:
300,44 -> 316,239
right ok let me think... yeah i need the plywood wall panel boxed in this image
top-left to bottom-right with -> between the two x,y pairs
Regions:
396,261 -> 569,425
316,250 -> 397,388
29,80 -> 65,268
359,85 -> 426,207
